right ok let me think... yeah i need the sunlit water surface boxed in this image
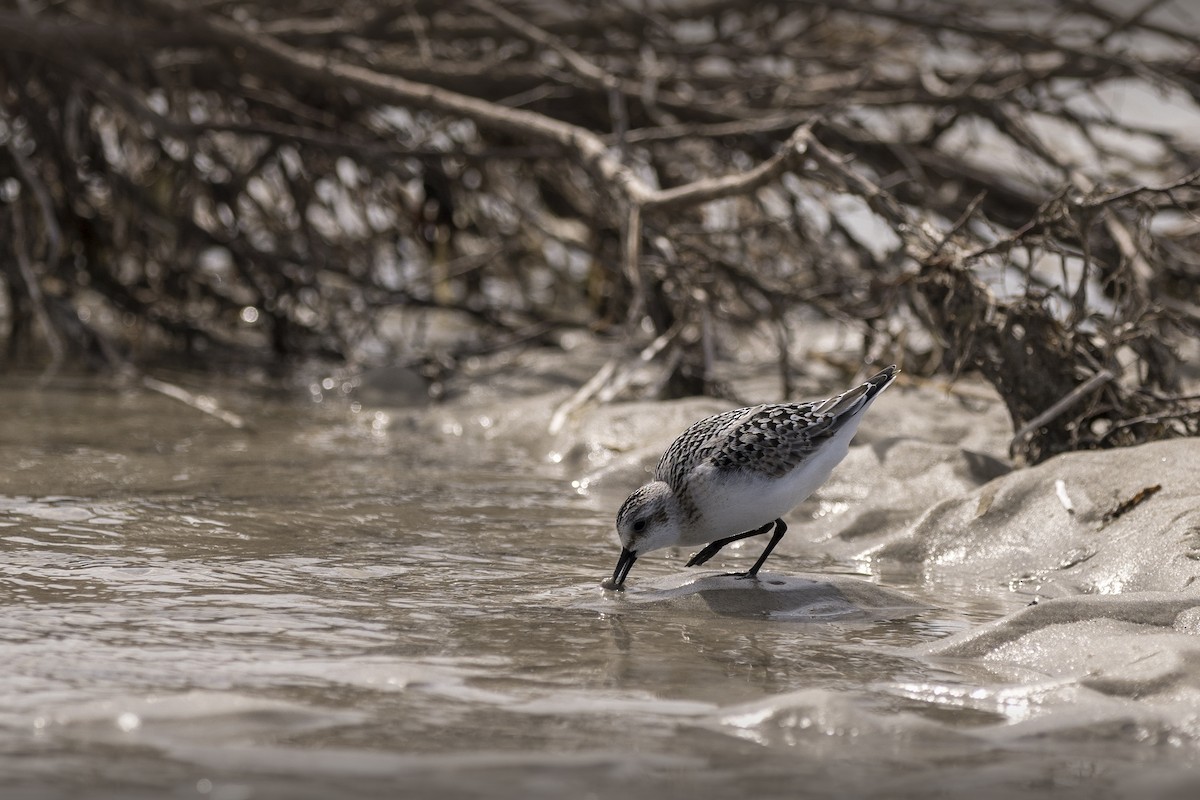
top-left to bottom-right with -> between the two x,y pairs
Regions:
1,376 -> 1196,799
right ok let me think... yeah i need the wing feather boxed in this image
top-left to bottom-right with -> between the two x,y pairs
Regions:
654,366 -> 899,487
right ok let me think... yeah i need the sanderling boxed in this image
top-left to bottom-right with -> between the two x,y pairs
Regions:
603,365 -> 899,589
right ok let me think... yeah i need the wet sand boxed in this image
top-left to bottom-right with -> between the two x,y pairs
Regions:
1,347 -> 1198,799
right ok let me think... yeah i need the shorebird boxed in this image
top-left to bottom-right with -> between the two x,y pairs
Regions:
603,366 -> 899,589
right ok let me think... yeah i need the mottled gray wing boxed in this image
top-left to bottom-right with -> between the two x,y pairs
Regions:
656,366 -> 898,486
653,406 -> 764,490
703,402 -> 834,480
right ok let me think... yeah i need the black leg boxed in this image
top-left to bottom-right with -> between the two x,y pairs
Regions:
740,518 -> 787,579
686,521 -> 775,567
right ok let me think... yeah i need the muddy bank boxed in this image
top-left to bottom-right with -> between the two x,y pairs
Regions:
546,355 -> 1200,776
4,347 -> 1200,800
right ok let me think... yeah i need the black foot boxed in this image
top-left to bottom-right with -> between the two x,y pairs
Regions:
713,570 -> 760,581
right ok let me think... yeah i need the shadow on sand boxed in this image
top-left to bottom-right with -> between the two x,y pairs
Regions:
604,573 -> 926,622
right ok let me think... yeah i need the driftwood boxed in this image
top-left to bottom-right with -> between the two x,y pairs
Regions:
2,1 -> 1200,462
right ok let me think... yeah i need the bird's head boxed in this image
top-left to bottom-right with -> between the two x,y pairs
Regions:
603,481 -> 682,589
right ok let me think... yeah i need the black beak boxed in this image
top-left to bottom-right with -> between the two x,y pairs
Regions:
604,547 -> 637,590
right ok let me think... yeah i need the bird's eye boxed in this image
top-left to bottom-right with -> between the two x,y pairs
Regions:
632,519 -> 647,533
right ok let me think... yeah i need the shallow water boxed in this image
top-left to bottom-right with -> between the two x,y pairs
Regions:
2,374 -> 1198,799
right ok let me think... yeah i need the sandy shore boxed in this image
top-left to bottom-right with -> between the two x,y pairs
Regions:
458,340 -> 1200,756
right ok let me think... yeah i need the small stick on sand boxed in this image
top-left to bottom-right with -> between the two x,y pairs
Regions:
1011,369 -> 1115,449
1101,484 -> 1162,525
142,376 -> 249,430
548,324 -> 681,434
1054,479 -> 1075,515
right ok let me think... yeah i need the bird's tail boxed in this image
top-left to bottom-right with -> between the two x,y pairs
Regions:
813,365 -> 900,417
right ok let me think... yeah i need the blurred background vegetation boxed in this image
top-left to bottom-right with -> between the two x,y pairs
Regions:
3,0 -> 1200,462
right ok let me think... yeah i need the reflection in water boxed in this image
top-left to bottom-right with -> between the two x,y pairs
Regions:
1,377 -> 1197,799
